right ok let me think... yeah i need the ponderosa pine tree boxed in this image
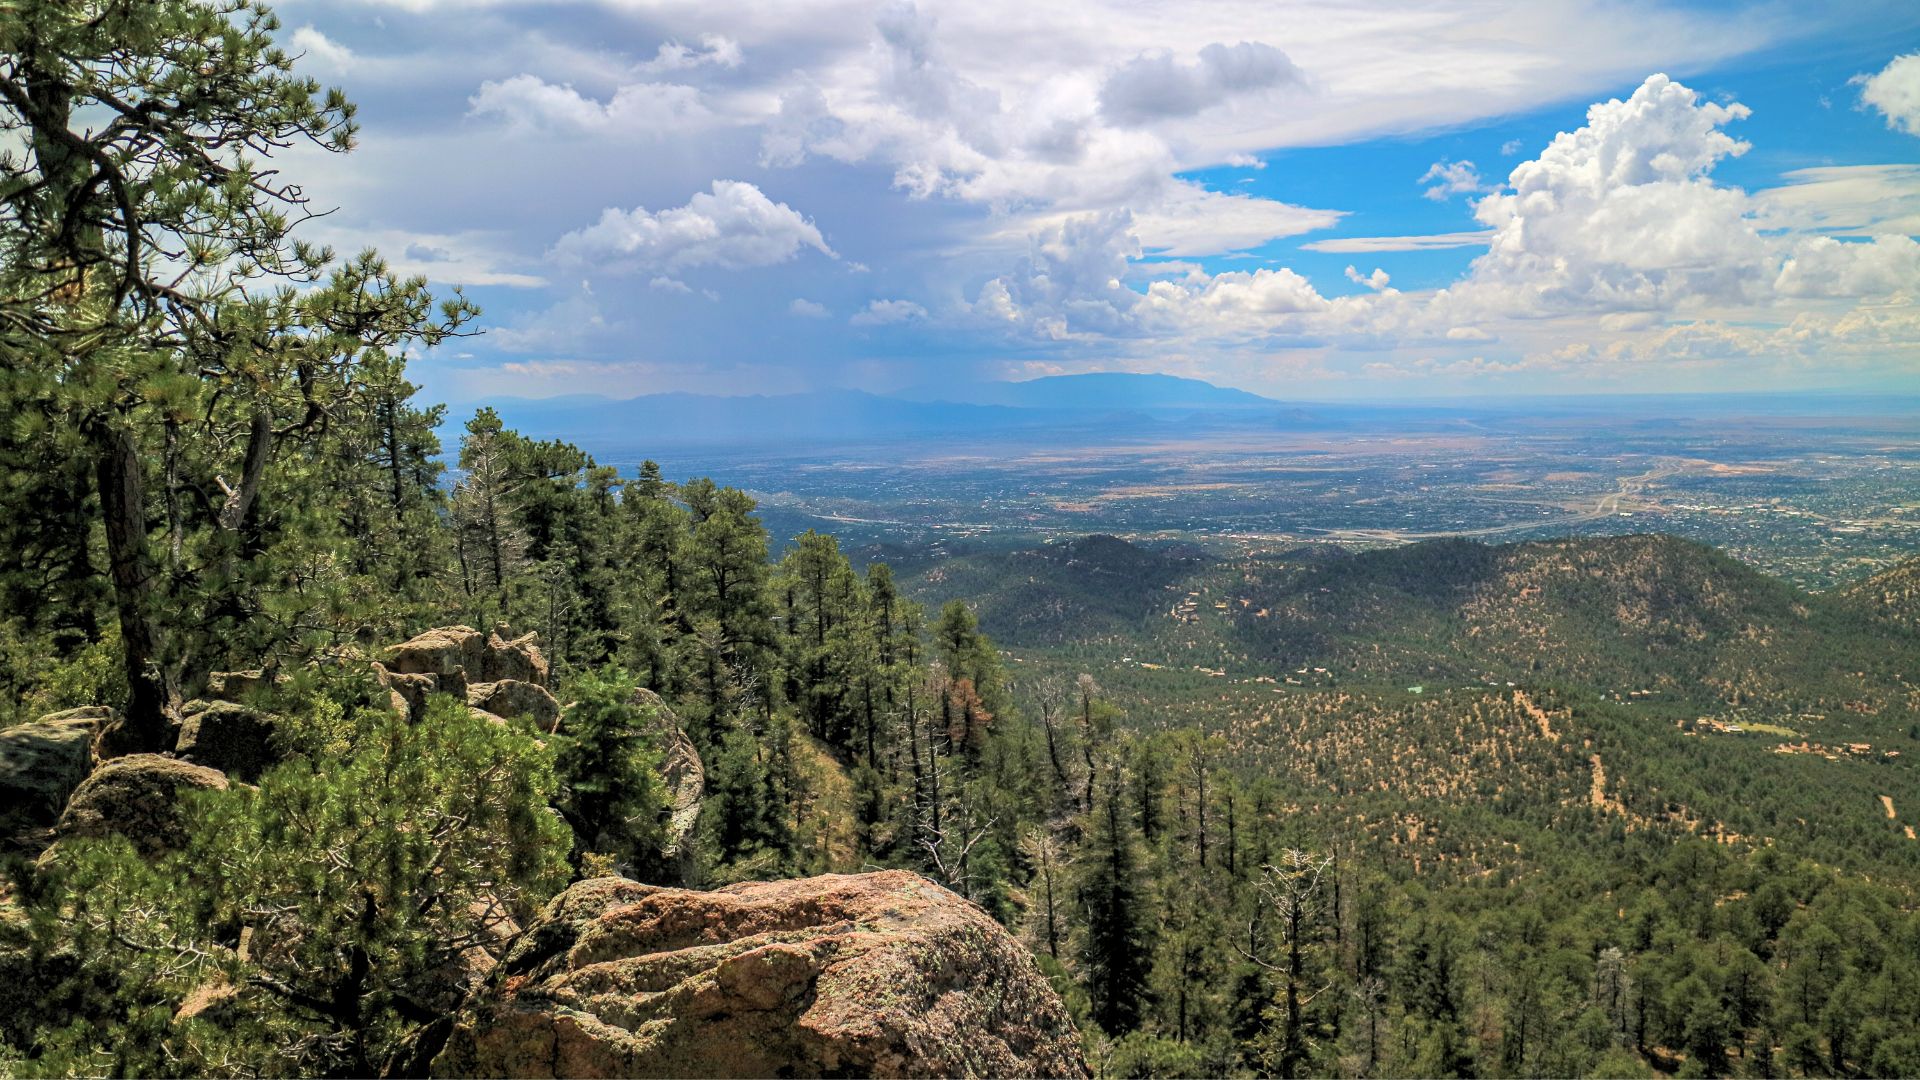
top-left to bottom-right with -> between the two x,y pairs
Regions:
553,666 -> 669,878
776,530 -> 865,749
618,460 -> 692,694
451,408 -> 527,620
1252,849 -> 1336,1079
682,481 -> 774,727
1076,760 -> 1153,1036
0,0 -> 473,749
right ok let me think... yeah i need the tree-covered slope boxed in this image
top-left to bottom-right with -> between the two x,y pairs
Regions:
1837,554 -> 1920,632
903,533 -> 1915,715
907,534 -> 1210,646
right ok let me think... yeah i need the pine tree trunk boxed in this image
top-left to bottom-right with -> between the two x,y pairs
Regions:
94,423 -> 172,750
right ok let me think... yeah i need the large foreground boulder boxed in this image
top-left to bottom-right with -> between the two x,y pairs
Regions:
55,754 -> 230,856
430,870 -> 1088,1079
0,713 -> 98,851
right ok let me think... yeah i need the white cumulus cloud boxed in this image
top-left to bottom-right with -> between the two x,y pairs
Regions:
1463,73 -> 1765,314
552,181 -> 835,272
971,210 -> 1142,339
469,75 -> 712,134
1345,266 -> 1392,291
639,34 -> 744,74
1457,74 -> 1920,320
1855,52 -> 1920,136
967,73 -> 1920,369
290,26 -> 355,73
1419,159 -> 1485,201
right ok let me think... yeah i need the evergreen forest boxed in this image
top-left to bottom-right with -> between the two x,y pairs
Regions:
3,4 -> 1919,1078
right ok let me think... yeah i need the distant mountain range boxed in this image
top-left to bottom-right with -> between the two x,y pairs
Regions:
447,373 -> 1920,457
457,373 -> 1288,452
891,372 -> 1276,410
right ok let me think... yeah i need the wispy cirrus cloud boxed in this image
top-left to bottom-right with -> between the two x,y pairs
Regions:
1301,231 -> 1493,253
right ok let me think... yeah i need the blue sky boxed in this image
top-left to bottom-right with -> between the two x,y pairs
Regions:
270,0 -> 1920,402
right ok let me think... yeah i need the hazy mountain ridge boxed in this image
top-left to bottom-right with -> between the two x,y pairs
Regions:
454,373 -> 1461,452
890,372 -> 1277,409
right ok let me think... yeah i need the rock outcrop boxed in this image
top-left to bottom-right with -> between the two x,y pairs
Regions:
55,754 -> 230,856
64,704 -> 164,765
384,626 -> 488,701
206,669 -> 288,702
375,661 -> 438,721
40,705 -> 117,732
174,700 -> 279,782
482,626 -> 550,686
382,626 -> 555,726
430,870 -> 1088,1079
0,711 -> 100,851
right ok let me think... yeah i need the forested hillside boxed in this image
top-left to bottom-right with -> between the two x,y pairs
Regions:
900,533 -> 1918,711
1841,555 -> 1920,632
4,4 -> 1920,1079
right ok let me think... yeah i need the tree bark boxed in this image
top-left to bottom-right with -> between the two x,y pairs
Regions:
218,403 -> 273,532
93,421 -> 172,750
